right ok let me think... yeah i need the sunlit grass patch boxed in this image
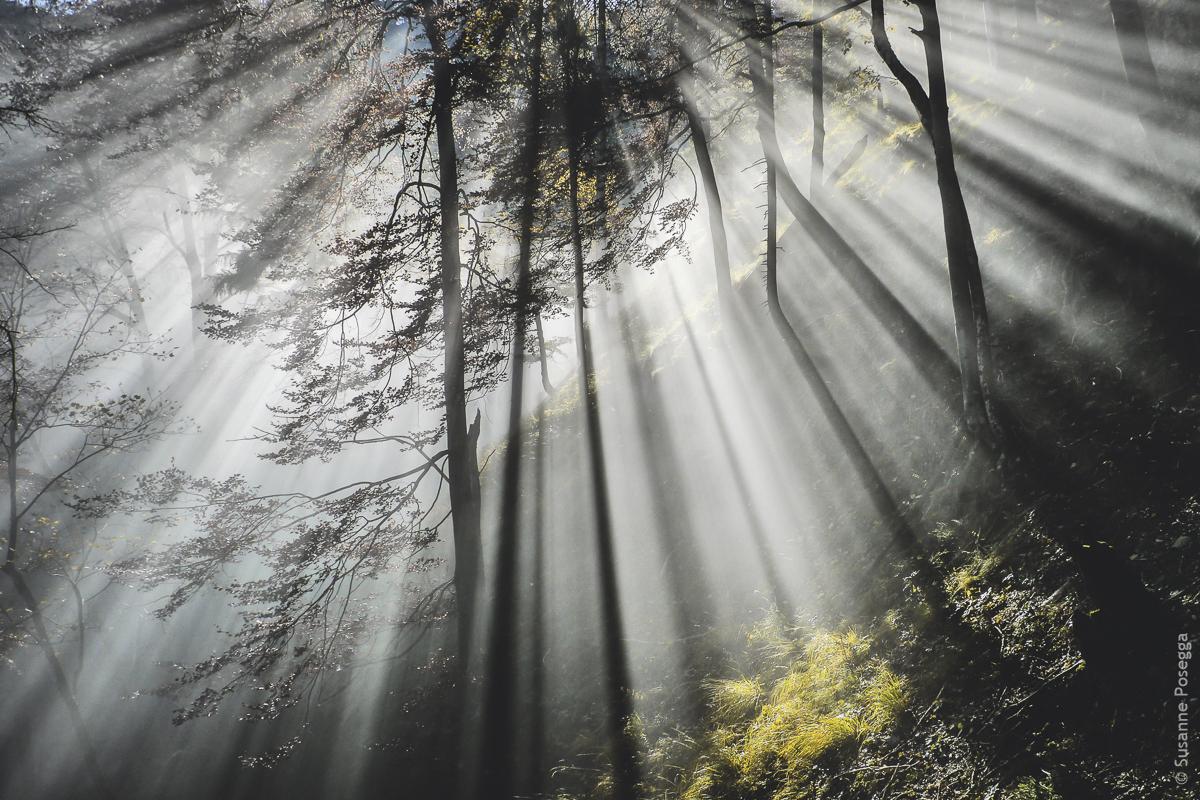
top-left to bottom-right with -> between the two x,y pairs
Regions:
706,676 -> 764,723
680,624 -> 909,800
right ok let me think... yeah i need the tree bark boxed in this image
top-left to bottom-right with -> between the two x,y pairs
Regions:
747,1 -> 992,656
749,1 -> 782,312
567,148 -> 641,800
424,3 -> 483,669
481,0 -> 545,793
676,6 -> 734,317
682,99 -> 734,317
594,0 -> 609,210
559,6 -> 641,794
534,313 -> 555,394
870,0 -> 1000,446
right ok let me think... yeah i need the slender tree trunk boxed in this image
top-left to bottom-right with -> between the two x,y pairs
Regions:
424,4 -> 483,669
534,314 -> 555,394
917,0 -> 1000,444
64,572 -> 86,690
682,99 -> 734,316
567,148 -> 641,800
675,5 -> 734,315
594,0 -> 609,210
559,7 -> 640,794
747,2 -> 993,656
5,329 -> 17,569
481,0 -> 545,794
750,2 -> 781,311
1,566 -> 115,800
525,410 -> 548,796
870,0 -> 1000,446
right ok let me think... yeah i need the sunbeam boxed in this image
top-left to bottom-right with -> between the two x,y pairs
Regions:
1,1 -> 1198,799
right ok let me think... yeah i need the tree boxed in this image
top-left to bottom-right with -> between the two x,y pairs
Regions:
481,1 -> 547,792
869,0 -> 1001,446
0,241 -> 178,800
675,0 -> 735,318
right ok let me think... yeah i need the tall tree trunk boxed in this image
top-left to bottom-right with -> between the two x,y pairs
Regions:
525,410 -> 548,796
870,0 -> 1000,447
594,0 -> 609,210
534,313 -> 555,394
681,93 -> 734,317
481,0 -> 545,794
677,2 -> 733,316
424,4 -> 483,669
558,6 -> 641,795
567,149 -> 641,800
1,566 -> 115,800
749,1 -> 781,311
162,193 -> 211,350
746,2 -> 997,659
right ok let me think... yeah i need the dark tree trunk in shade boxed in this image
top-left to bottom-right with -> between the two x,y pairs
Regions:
525,411 -> 549,796
566,153 -> 642,800
534,313 -> 555,394
481,0 -> 546,795
870,0 -> 1001,446
677,4 -> 734,316
748,1 -> 1002,667
424,3 -> 483,670
683,99 -> 734,316
871,0 -> 1185,693
558,5 -> 641,794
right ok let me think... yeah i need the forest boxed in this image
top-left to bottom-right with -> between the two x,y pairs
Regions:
0,0 -> 1197,798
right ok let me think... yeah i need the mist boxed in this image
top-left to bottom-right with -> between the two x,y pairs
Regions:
1,1 -> 1197,799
